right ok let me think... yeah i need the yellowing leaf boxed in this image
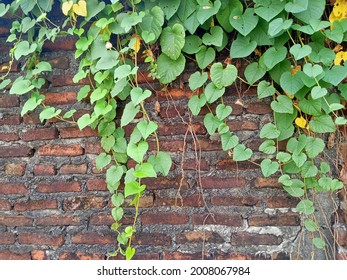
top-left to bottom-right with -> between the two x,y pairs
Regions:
329,0 -> 347,23
62,0 -> 73,16
295,116 -> 307,128
131,34 -> 141,53
285,91 -> 294,99
72,0 -> 87,17
334,51 -> 347,65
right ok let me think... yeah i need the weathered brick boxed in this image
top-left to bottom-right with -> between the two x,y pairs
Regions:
33,164 -> 56,176
176,231 -> 224,244
44,92 -> 77,105
192,213 -> 243,226
200,176 -> 246,189
336,253 -> 347,260
0,95 -> 19,108
182,159 -> 209,171
0,250 -> 31,260
5,163 -> 26,176
89,214 -> 114,225
246,102 -> 272,114
141,213 -> 189,225
23,113 -> 41,124
133,233 -> 171,246
254,177 -> 282,188
0,132 -> 19,141
71,232 -> 114,245
59,127 -> 98,138
136,70 -> 155,84
22,128 -> 58,141
59,252 -> 105,260
110,253 -> 160,260
60,164 -> 88,174
159,103 -> 185,118
38,144 -> 84,156
155,194 -> 205,207
0,146 -> 34,158
36,215 -> 81,226
36,181 -> 81,193
215,252 -> 270,260
335,229 -> 347,246
85,142 -> 103,154
0,114 -> 21,125
0,199 -> 11,210
162,252 -> 212,260
86,178 -> 107,191
14,199 -> 57,211
266,195 -> 299,208
142,177 -> 188,190
199,139 -> 225,151
216,159 -> 259,170
0,182 -> 28,194
158,88 -> 194,100
149,140 -> 185,152
124,195 -> 154,208
248,213 -> 301,226
63,196 -> 107,210
0,60 -> 19,73
18,233 -> 64,246
43,37 -> 76,51
0,215 -> 33,226
231,232 -> 283,245
228,120 -> 258,131
0,232 -> 16,244
158,123 -> 206,136
51,74 -> 89,87
31,250 -> 47,260
211,195 -> 261,206
48,56 -> 69,69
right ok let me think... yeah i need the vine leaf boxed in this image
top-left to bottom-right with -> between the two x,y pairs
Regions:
268,18 -> 293,37
260,158 -> 279,177
292,153 -> 307,168
263,46 -> 287,70
121,102 -> 140,127
9,78 -> 34,95
216,104 -> 232,121
204,82 -> 225,104
196,0 -> 221,24
158,0 -> 180,20
188,94 -> 206,116
183,35 -> 202,54
280,72 -> 304,95
257,81 -> 276,99
244,62 -> 266,85
136,120 -> 158,140
285,0 -> 308,14
160,23 -> 185,60
188,71 -> 208,91
303,63 -> 323,78
296,199 -> 315,215
233,144 -> 252,161
284,185 -> 305,197
196,46 -> 215,69
304,219 -> 318,232
157,53 -> 186,84
216,0 -> 242,32
106,166 -> 124,190
124,181 -> 146,198
254,0 -> 286,22
134,162 -> 157,178
309,115 -> 336,133
270,95 -> 293,114
260,123 -> 280,139
204,113 -> 221,135
210,63 -> 237,89
221,133 -> 239,151
278,175 -> 292,187
313,238 -> 326,249
202,26 -> 224,47
290,44 -> 312,60
311,86 -> 327,100
127,141 -> 149,163
230,36 -> 257,59
148,151 -> 172,176
130,87 -> 152,106
230,8 -> 259,36
96,153 -> 112,170
259,140 -> 276,154
140,6 -> 164,43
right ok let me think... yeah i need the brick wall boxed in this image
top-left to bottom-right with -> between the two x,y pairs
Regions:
0,22 -> 345,260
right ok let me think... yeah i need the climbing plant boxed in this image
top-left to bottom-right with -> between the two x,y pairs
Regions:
1,0 -> 347,258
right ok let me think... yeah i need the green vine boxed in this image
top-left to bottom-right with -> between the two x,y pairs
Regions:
1,0 -> 346,259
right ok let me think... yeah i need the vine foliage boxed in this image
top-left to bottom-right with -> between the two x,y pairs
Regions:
1,0 -> 346,258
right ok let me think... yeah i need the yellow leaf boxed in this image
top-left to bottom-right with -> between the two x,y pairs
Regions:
295,117 -> 307,128
131,34 -> 141,53
73,0 -> 87,17
62,0 -> 73,16
334,51 -> 347,65
329,0 -> 347,23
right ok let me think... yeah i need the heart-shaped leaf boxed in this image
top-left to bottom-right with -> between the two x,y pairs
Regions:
216,104 -> 232,121
125,246 -> 136,260
259,140 -> 276,154
268,18 -> 293,37
257,81 -> 276,99
263,46 -> 287,70
230,8 -> 259,36
134,162 -> 157,178
196,46 -> 215,69
204,82 -> 225,104
230,36 -> 257,59
292,152 -> 307,168
233,144 -> 253,161
278,174 -> 292,186
202,26 -> 224,47
96,153 -> 112,170
148,151 -> 172,176
188,71 -> 208,91
254,0 -> 286,22
210,63 -> 237,89
280,72 -> 304,95
204,113 -> 221,135
296,199 -> 315,215
290,44 -> 312,60
182,35 -> 202,54
157,53 -> 186,84
136,120 -> 158,140
261,158 -> 279,177
260,123 -> 280,139
311,86 -> 327,100
285,0 -> 308,13
121,102 -> 140,127
124,181 -> 146,198
271,95 -> 293,114
130,87 -> 152,106
160,23 -> 185,60
127,141 -> 148,163
303,63 -> 323,78
244,62 -> 266,84
221,133 -> 239,151
188,94 -> 206,116
309,115 -> 336,133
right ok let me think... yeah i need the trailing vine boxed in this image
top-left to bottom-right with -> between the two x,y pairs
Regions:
1,0 -> 347,258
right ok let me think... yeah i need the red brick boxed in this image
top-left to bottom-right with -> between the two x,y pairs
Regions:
200,176 -> 246,189
231,232 -> 282,245
335,229 -> 347,246
0,232 -> 16,244
110,253 -> 160,260
51,74 -> 89,87
336,253 -> 347,260
86,178 -> 107,191
43,37 -> 76,51
0,215 -> 33,226
199,139 -> 224,151
22,128 -> 58,141
159,103 -> 185,118
176,231 -> 224,244
158,88 -> 194,100
38,144 -> 84,156
59,252 -> 105,260
266,195 -> 299,208
246,102 -> 272,114
36,215 -> 81,226
59,127 -> 98,138
89,214 -> 114,225
0,132 -> 19,141
142,177 -> 188,190
14,199 -> 57,211
63,196 -> 107,210
0,146 -> 34,158
18,233 -> 64,246
254,177 -> 282,188
155,194 -> 205,207
141,212 -> 189,225
0,61 -> 19,73
5,163 -> 26,176
162,252 -> 212,260
31,250 -> 47,260
182,159 -> 209,171
215,252 -> 270,260
71,232 -> 114,245
33,164 -> 56,176
85,142 -> 103,154
36,181 -> 81,193
124,195 -> 154,208
211,195 -> 261,206
44,92 -> 77,105
149,140 -> 185,152
228,120 -> 258,131
0,182 -> 28,194
0,95 -> 19,108
192,213 -> 243,226
23,113 -> 41,124
0,114 -> 21,125
0,250 -> 31,260
60,164 -> 88,174
216,159 -> 259,170
0,199 -> 11,210
137,70 -> 155,84
248,213 -> 301,226
48,56 -> 69,69
158,123 -> 206,136
133,233 -> 171,246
